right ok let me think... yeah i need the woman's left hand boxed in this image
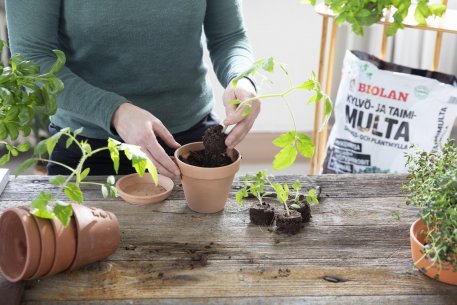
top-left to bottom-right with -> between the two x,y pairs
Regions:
223,78 -> 260,149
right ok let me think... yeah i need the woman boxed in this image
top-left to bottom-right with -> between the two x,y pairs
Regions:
6,0 -> 260,177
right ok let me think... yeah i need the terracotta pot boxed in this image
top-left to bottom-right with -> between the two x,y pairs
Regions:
0,208 -> 41,282
44,216 -> 77,277
69,204 -> 121,271
29,215 -> 56,279
410,218 -> 457,285
116,173 -> 174,205
174,142 -> 241,213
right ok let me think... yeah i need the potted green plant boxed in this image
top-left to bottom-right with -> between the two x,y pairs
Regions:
304,0 -> 446,36
404,139 -> 457,285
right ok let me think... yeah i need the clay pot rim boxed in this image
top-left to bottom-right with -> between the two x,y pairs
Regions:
116,173 -> 174,205
174,142 -> 241,171
0,208 -> 41,282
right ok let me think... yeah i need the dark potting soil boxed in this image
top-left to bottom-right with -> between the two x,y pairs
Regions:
289,200 -> 311,223
180,125 -> 234,167
276,210 -> 303,235
249,202 -> 275,226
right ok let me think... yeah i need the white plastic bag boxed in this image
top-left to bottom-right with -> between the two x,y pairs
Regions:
323,50 -> 457,174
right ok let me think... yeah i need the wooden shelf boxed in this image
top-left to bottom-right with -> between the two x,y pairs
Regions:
315,2 -> 457,34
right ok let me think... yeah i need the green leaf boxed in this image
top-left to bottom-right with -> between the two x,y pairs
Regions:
279,62 -> 289,76
49,175 -> 65,186
34,138 -> 48,157
0,88 -> 13,105
227,99 -> 241,105
146,159 -> 158,185
48,50 -> 66,74
16,142 -> 31,152
0,122 -> 7,139
44,77 -> 64,95
325,97 -> 333,116
109,185 -> 118,197
15,158 -> 36,176
101,185 -> 109,199
7,128 -> 20,143
5,106 -> 19,121
46,133 -> 61,155
290,203 -> 301,209
66,137 -> 73,148
306,188 -> 319,205
108,138 -> 120,174
297,133 -> 314,158
80,168 -> 90,181
81,142 -> 92,154
0,153 -> 10,166
236,188 -> 248,206
10,148 -> 18,157
64,183 -> 83,204
31,191 -> 54,219
273,145 -> 297,170
272,131 -> 296,148
242,106 -> 252,117
414,7 -> 426,25
107,175 -> 115,185
73,127 -> 83,136
297,79 -> 315,90
18,107 -> 33,126
262,57 -> 275,73
53,201 -> 73,227
292,181 -> 301,191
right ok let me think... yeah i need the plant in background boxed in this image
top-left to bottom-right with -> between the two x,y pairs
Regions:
303,0 -> 446,36
404,139 -> 457,275
0,41 -> 65,165
230,58 -> 332,170
16,128 -> 158,227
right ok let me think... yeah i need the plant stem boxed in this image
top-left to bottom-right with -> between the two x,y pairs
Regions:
33,158 -> 75,173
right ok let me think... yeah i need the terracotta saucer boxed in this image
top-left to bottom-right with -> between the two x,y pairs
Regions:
116,173 -> 174,205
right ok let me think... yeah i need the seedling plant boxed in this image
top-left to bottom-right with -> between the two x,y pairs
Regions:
16,128 -> 158,227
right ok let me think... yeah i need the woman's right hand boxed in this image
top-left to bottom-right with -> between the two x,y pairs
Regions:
111,103 -> 181,178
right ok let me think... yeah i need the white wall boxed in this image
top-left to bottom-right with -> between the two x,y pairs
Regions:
205,0 -> 322,133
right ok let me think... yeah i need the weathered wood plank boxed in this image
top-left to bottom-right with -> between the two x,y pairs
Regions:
1,174 -> 454,305
21,261 -> 457,302
21,295 -> 457,305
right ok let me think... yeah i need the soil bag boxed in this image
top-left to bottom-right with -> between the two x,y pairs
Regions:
323,50 -> 457,174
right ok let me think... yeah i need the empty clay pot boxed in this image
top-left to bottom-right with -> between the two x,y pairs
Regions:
69,204 -> 121,271
0,208 -> 41,282
29,215 -> 56,279
116,173 -> 174,205
410,218 -> 457,285
45,217 -> 77,277
174,142 -> 241,213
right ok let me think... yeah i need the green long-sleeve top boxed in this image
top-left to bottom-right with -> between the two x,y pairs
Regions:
6,0 -> 254,139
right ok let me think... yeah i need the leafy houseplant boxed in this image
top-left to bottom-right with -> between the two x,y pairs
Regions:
404,140 -> 457,285
16,127 -> 158,227
304,0 -> 446,36
0,42 -> 65,164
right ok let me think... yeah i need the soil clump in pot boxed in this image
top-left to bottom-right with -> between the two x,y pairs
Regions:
249,202 -> 275,226
180,125 -> 233,167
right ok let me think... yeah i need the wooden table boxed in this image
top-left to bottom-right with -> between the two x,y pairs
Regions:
1,174 -> 456,304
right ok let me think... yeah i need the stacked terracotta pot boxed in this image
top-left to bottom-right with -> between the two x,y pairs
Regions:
0,204 -> 120,283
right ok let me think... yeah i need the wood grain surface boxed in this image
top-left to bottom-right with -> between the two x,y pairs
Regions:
1,174 -> 456,305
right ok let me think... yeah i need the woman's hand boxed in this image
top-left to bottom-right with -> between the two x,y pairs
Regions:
112,103 -> 181,178
223,78 -> 260,149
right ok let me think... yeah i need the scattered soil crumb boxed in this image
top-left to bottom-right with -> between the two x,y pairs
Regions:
158,272 -> 164,278
125,244 -> 137,251
278,268 -> 291,278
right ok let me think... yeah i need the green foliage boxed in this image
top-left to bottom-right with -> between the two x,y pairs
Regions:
404,140 -> 457,274
0,42 -> 65,162
229,58 -> 332,171
236,170 -> 320,216
20,128 -> 158,227
305,0 -> 446,36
